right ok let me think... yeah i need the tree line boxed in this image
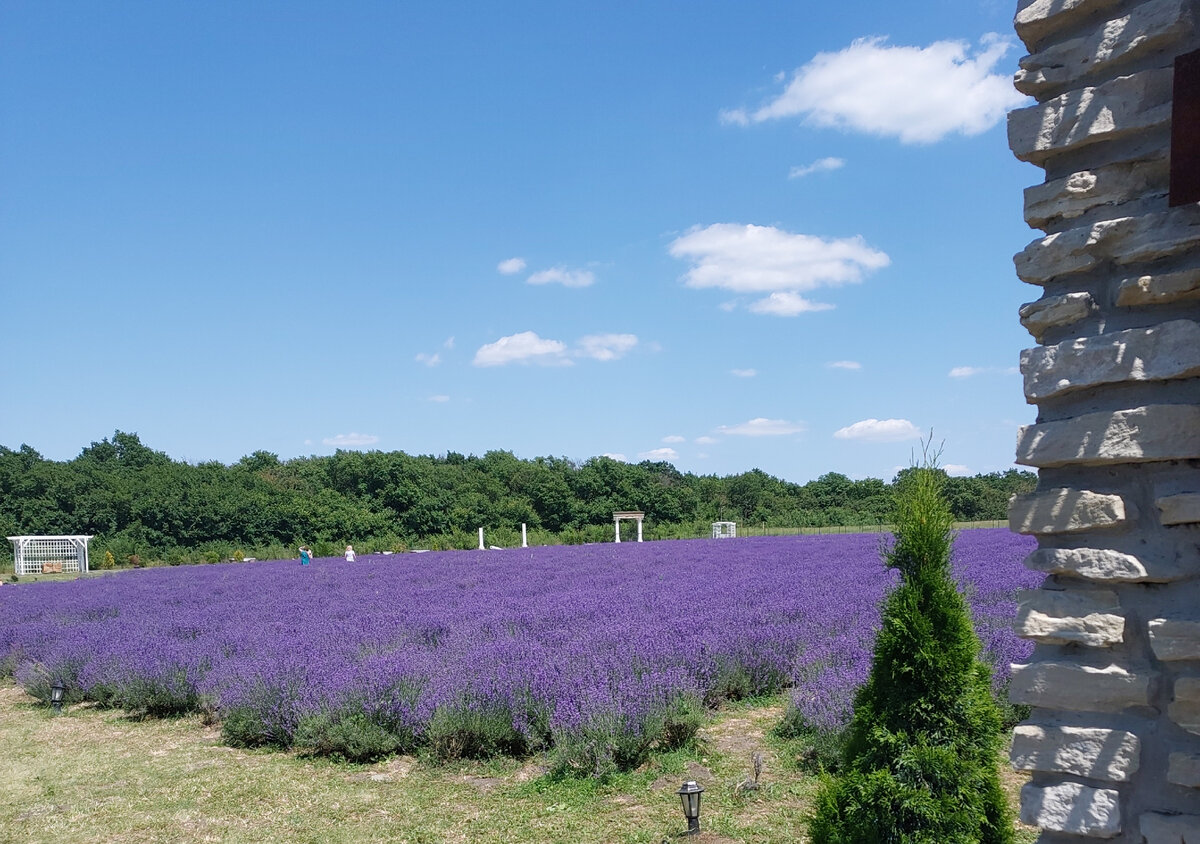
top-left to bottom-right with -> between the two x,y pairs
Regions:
0,431 -> 1035,566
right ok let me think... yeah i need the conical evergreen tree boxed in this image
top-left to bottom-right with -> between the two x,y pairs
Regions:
809,449 -> 1013,843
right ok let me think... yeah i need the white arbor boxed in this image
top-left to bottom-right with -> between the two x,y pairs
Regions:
711,521 -> 737,539
8,535 -> 93,575
613,511 -> 644,543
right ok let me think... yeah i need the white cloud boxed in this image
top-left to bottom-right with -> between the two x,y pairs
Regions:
944,463 -> 971,476
949,366 -> 984,378
716,417 -> 806,437
789,156 -> 845,179
472,331 -> 571,367
748,291 -> 835,316
323,433 -> 380,448
833,418 -> 921,442
415,352 -> 441,367
602,452 -> 627,462
428,395 -> 450,403
497,257 -> 526,275
828,360 -> 862,370
668,223 -> 889,316
726,34 -> 1027,144
443,336 -> 455,349
575,333 -> 638,361
638,447 -> 679,461
662,435 -> 685,443
528,266 -> 595,288
731,368 -> 757,378
695,436 -> 718,445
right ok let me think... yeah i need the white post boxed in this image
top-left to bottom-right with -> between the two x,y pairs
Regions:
637,518 -> 643,543
521,523 -> 528,548
478,527 -> 485,550
614,517 -> 621,542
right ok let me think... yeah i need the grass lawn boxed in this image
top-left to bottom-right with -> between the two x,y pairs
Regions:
0,682 -> 1039,843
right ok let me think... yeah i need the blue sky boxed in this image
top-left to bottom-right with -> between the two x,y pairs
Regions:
2,0 -> 1042,483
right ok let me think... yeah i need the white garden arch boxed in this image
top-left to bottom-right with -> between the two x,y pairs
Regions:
613,511 -> 644,543
711,521 -> 737,539
7,535 -> 92,575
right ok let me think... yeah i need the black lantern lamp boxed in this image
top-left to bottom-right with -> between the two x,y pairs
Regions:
677,780 -> 704,835
50,682 -> 65,714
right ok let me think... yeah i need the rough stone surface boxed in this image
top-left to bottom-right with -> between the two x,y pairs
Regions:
1009,68 -> 1173,165
1021,320 -> 1200,401
1024,158 -> 1167,229
1156,493 -> 1200,526
1019,781 -> 1122,837
1020,291 -> 1097,341
1011,723 -> 1141,781
1015,0 -> 1126,49
1169,753 -> 1200,789
1010,661 -> 1151,712
1016,405 -> 1200,468
1117,268 -> 1200,306
1015,588 -> 1125,646
1010,488 -> 1133,534
1023,546 -> 1189,582
1140,811 -> 1200,842
1171,678 -> 1200,736
1016,0 -> 1193,97
1148,618 -> 1200,660
1016,207 -> 1200,285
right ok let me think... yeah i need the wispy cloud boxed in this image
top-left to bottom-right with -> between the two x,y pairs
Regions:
833,418 -> 921,442
949,366 -> 984,378
528,266 -> 595,288
497,257 -> 526,275
662,435 -> 685,444
428,395 -> 450,403
695,435 -> 718,445
722,34 -> 1026,144
602,452 -> 627,462
638,447 -> 679,461
443,336 -> 455,350
789,156 -> 845,179
415,352 -> 441,367
731,368 -> 757,378
944,463 -> 971,476
828,360 -> 862,370
473,331 -> 571,367
669,223 -> 888,316
716,417 -> 805,437
323,433 -> 380,448
576,333 -> 638,361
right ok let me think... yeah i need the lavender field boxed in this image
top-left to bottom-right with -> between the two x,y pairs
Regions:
0,530 -> 1038,772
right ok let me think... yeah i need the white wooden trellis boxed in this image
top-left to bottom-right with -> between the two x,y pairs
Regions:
7,535 -> 92,575
711,521 -> 737,539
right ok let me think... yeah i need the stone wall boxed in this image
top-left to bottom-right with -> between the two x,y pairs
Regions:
1007,0 -> 1200,840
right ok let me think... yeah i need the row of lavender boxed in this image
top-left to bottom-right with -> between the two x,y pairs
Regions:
0,530 -> 1038,770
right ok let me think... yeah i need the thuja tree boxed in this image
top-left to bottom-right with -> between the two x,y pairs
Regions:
808,453 -> 1012,843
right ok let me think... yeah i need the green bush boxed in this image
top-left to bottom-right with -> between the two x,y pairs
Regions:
425,700 -> 529,760
294,710 -> 413,762
774,705 -> 847,773
808,450 -> 1013,843
100,550 -> 116,570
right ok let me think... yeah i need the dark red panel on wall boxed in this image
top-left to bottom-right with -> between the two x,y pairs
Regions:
1170,48 -> 1200,207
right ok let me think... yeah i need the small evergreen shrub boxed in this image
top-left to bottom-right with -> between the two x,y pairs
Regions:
233,549 -> 245,562
808,448 -> 1013,843
100,550 -> 116,570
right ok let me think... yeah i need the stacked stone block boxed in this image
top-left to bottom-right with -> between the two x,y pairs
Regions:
1007,0 -> 1200,840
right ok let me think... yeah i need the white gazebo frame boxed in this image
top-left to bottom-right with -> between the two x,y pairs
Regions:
7,535 -> 93,575
711,521 -> 737,539
613,511 -> 644,543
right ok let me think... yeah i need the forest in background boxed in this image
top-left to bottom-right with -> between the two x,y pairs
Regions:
0,431 -> 1035,566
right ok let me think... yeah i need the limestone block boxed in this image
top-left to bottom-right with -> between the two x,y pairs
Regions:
1170,678 -> 1200,736
1011,723 -> 1141,781
1157,494 -> 1200,526
1016,0 -> 1193,96
1149,618 -> 1200,660
1023,547 -> 1190,582
1015,0 -> 1125,50
1024,158 -> 1167,229
1117,268 -> 1200,306
1019,781 -> 1121,837
1016,406 -> 1200,468
1020,292 -> 1096,341
1141,811 -> 1200,842
1010,488 -> 1133,534
1010,661 -> 1151,712
1016,207 -> 1200,285
1009,68 -> 1173,165
1169,753 -> 1200,789
1015,588 -> 1125,646
1021,321 -> 1200,401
